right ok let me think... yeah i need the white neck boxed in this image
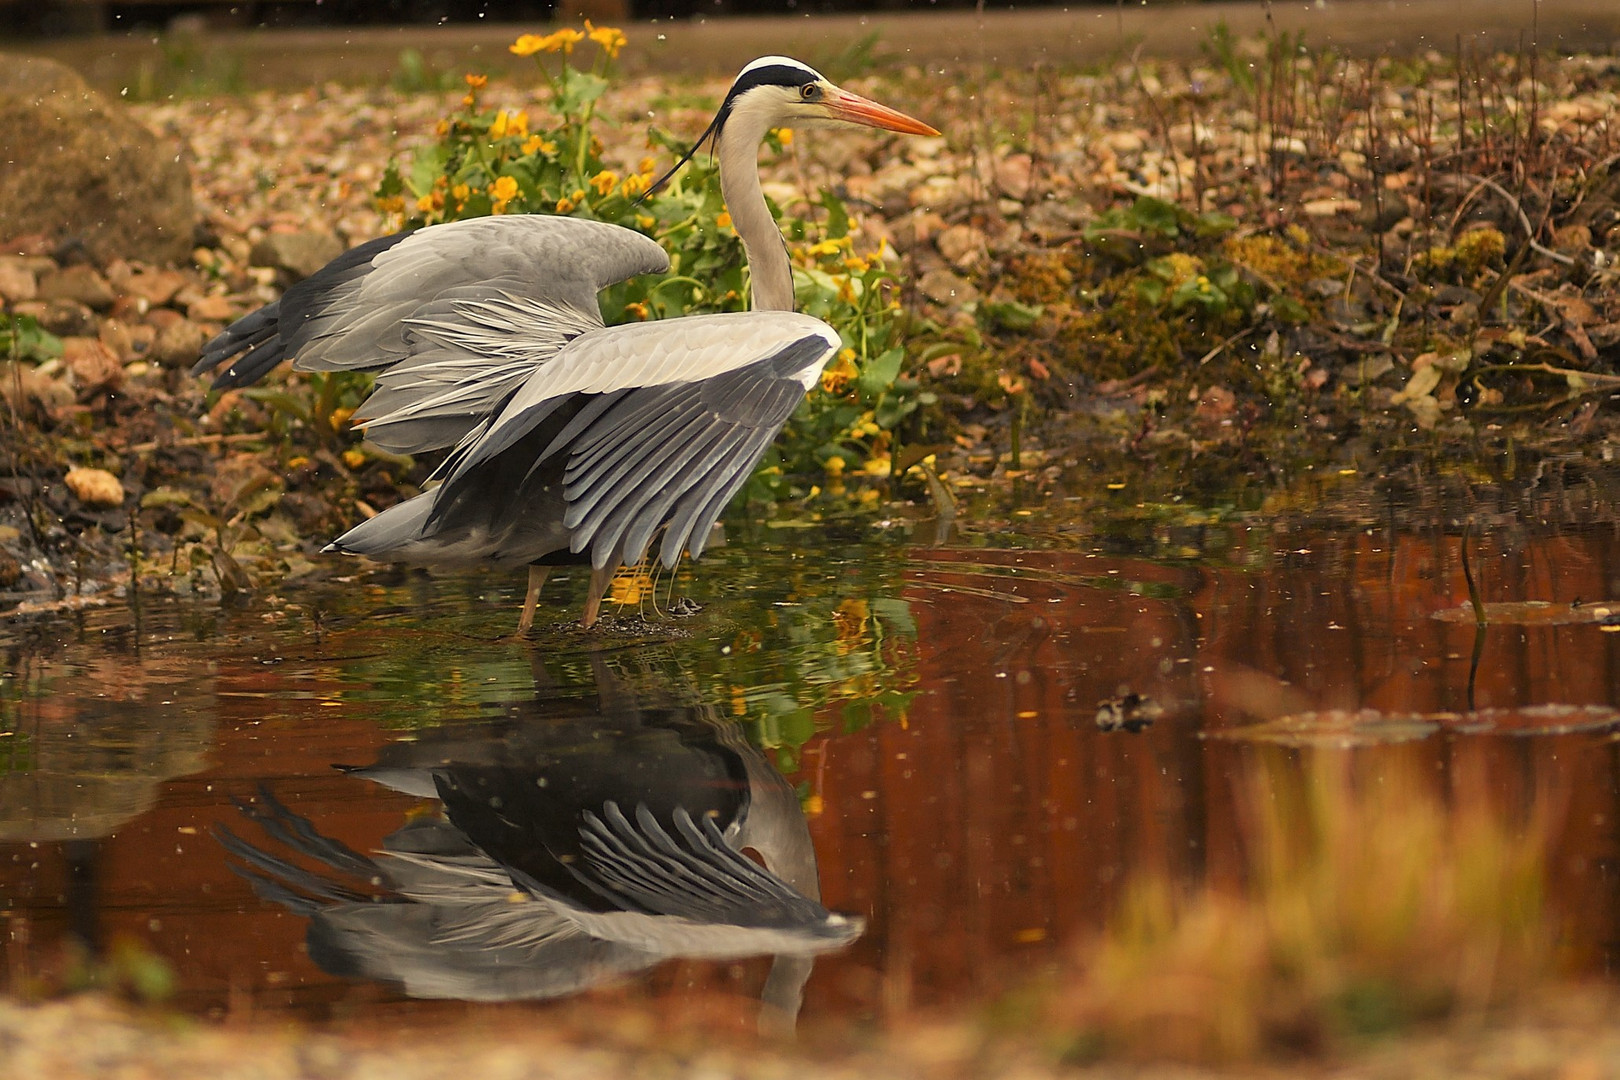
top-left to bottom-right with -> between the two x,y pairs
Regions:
715,103 -> 795,313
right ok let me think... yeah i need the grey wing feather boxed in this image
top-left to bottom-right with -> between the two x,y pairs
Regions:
576,802 -> 831,930
557,335 -> 829,569
194,217 -> 669,453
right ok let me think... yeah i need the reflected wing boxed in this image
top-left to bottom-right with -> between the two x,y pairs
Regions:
573,801 -> 832,930
193,217 -> 669,453
428,312 -> 840,569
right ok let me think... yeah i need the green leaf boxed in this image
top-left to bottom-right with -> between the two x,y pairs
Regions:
857,346 -> 905,395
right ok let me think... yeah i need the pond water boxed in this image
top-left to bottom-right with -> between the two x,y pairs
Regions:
5,495 -> 1620,1033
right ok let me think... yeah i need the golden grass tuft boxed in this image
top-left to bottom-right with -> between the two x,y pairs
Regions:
1047,752 -> 1553,1064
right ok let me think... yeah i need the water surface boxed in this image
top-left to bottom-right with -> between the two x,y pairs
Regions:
5,505 -> 1620,1028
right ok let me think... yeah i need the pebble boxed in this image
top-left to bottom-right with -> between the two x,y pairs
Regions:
919,268 -> 980,306
250,230 -> 344,281
37,299 -> 98,337
61,336 -> 125,394
150,318 -> 210,367
994,153 -> 1034,200
936,224 -> 986,269
0,257 -> 38,302
64,466 -> 125,508
186,293 -> 239,322
37,264 -> 116,310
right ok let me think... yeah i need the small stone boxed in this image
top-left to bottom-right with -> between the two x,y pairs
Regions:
186,293 -> 237,322
994,153 -> 1034,200
919,268 -> 980,306
38,299 -> 97,337
121,268 -> 187,307
0,257 -> 37,302
110,294 -> 150,321
98,319 -> 135,361
36,265 -> 115,311
1303,197 -> 1360,217
0,359 -> 72,414
936,224 -> 986,269
64,466 -> 125,508
891,210 -> 947,251
61,337 -> 124,393
250,230 -> 343,282
150,318 -> 208,367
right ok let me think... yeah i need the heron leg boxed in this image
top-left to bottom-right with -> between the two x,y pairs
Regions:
517,565 -> 549,635
581,565 -> 612,629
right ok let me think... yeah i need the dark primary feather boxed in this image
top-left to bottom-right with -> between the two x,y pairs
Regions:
427,333 -> 825,570
192,231 -> 413,390
575,802 -> 832,929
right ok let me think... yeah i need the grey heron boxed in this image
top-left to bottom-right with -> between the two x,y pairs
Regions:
192,57 -> 938,629
215,665 -> 859,1031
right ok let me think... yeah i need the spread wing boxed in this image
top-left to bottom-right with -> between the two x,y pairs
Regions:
425,312 -> 841,570
192,216 -> 670,454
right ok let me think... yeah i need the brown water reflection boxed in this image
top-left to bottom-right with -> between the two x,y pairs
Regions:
3,522 -> 1619,1025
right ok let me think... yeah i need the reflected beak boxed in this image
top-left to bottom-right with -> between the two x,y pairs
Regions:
823,87 -> 940,137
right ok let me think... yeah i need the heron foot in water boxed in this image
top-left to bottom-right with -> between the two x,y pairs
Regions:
668,597 -> 703,617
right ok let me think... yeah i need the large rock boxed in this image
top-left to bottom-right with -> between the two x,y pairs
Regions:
0,54 -> 196,265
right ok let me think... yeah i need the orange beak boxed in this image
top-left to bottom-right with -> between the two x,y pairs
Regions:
823,87 -> 940,137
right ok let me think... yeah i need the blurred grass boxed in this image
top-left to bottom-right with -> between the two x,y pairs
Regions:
1042,751 -> 1553,1064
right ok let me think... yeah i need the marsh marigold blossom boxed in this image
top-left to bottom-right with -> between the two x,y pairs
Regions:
489,176 -> 519,201
490,109 -> 528,139
509,33 -> 545,55
589,170 -> 619,196
585,20 -> 627,59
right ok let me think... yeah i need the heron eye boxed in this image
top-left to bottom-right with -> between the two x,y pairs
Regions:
800,83 -> 821,101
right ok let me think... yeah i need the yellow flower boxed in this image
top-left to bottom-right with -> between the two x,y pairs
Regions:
434,118 -> 451,136
464,73 -> 488,89
555,196 -> 576,213
625,301 -> 650,320
806,239 -> 843,258
415,193 -> 435,212
716,211 -> 732,230
520,134 -> 555,155
638,156 -> 658,174
634,213 -> 656,230
863,454 -> 892,478
820,348 -> 858,394
509,33 -> 546,56
551,27 -> 585,54
585,20 -> 627,59
620,173 -> 648,198
771,126 -> 793,145
571,188 -> 585,202
488,176 -> 519,213
451,183 -> 470,203
822,455 -> 846,476
589,170 -> 620,196
489,109 -> 528,139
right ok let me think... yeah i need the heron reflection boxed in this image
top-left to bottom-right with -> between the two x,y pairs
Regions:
215,664 -> 860,1030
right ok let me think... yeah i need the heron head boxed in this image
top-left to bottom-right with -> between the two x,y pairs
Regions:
719,55 -> 940,136
644,55 -> 937,200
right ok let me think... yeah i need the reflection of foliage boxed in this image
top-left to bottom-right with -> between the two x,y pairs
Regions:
294,532 -> 918,764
